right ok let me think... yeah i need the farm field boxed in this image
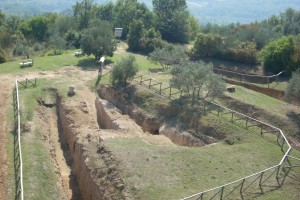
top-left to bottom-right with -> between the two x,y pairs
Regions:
1,43 -> 300,199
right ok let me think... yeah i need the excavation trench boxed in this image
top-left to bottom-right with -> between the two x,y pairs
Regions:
97,85 -> 218,147
39,84 -> 218,200
38,90 -> 82,200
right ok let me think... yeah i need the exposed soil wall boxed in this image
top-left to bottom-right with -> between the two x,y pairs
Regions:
97,85 -> 216,147
159,125 -> 217,147
224,78 -> 285,100
58,97 -> 125,200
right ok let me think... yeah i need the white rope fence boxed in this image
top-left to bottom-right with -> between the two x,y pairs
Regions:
15,79 -> 24,200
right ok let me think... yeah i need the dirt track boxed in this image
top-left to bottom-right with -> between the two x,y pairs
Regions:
0,67 -> 102,199
0,76 -> 12,200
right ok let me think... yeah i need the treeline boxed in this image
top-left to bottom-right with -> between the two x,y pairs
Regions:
0,0 -> 299,76
0,0 -> 199,62
190,8 -> 300,75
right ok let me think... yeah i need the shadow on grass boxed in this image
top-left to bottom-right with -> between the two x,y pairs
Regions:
77,58 -> 98,70
287,111 -> 300,137
77,57 -> 114,71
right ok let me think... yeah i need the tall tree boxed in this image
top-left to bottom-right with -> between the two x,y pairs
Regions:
190,33 -> 223,60
128,20 -> 144,52
73,0 -> 94,30
152,0 -> 190,43
80,19 -> 114,60
259,35 -> 295,75
114,0 -> 154,39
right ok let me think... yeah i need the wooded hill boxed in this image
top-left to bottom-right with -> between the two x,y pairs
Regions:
1,0 -> 300,24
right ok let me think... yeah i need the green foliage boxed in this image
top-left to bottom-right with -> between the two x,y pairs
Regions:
219,41 -> 258,65
0,48 -> 6,63
13,39 -> 31,57
65,29 -> 81,48
114,0 -> 154,39
128,20 -> 144,52
139,28 -> 163,54
20,14 -> 56,41
285,70 -> 300,101
170,61 -> 226,100
259,35 -> 295,74
188,15 -> 201,41
80,19 -> 114,60
153,0 -> 190,43
94,2 -> 114,23
190,33 -> 223,60
110,55 -> 139,86
73,0 -> 94,30
148,46 -> 188,69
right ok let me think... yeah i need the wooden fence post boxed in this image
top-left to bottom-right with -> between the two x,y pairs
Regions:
159,83 -> 162,95
259,172 -> 264,194
240,179 -> 245,200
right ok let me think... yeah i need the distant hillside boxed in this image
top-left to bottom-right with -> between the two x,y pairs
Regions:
0,0 -> 300,24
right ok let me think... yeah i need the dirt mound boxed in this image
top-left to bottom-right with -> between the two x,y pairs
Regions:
59,97 -> 127,200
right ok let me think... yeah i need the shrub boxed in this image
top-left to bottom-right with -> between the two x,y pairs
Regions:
110,55 -> 139,86
259,36 -> 295,75
0,48 -> 6,63
285,70 -> 300,101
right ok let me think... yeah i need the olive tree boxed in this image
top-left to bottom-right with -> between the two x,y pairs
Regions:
80,19 -> 114,60
170,61 -> 226,102
111,55 -> 139,86
148,46 -> 188,69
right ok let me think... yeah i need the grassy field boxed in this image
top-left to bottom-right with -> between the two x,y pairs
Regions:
5,79 -> 69,200
224,85 -> 298,117
3,44 -> 300,199
104,107 -> 296,199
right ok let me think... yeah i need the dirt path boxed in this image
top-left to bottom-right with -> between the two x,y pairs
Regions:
0,77 -> 12,200
0,66 -> 101,199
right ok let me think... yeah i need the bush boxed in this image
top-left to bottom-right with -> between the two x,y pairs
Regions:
0,48 -> 6,63
285,70 -> 300,101
110,55 -> 139,86
219,42 -> 258,65
259,36 -> 295,75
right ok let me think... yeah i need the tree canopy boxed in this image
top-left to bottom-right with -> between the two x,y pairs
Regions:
170,61 -> 226,100
148,46 -> 188,69
80,19 -> 114,60
153,0 -> 190,43
110,55 -> 139,86
259,35 -> 296,75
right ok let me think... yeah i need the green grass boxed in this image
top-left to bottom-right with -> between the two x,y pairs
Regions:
102,85 -> 296,199
223,85 -> 299,117
0,50 -> 96,74
105,132 -> 283,200
6,78 -> 71,199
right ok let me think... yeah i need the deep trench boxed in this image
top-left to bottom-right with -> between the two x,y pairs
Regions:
40,93 -> 83,200
56,99 -> 83,200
